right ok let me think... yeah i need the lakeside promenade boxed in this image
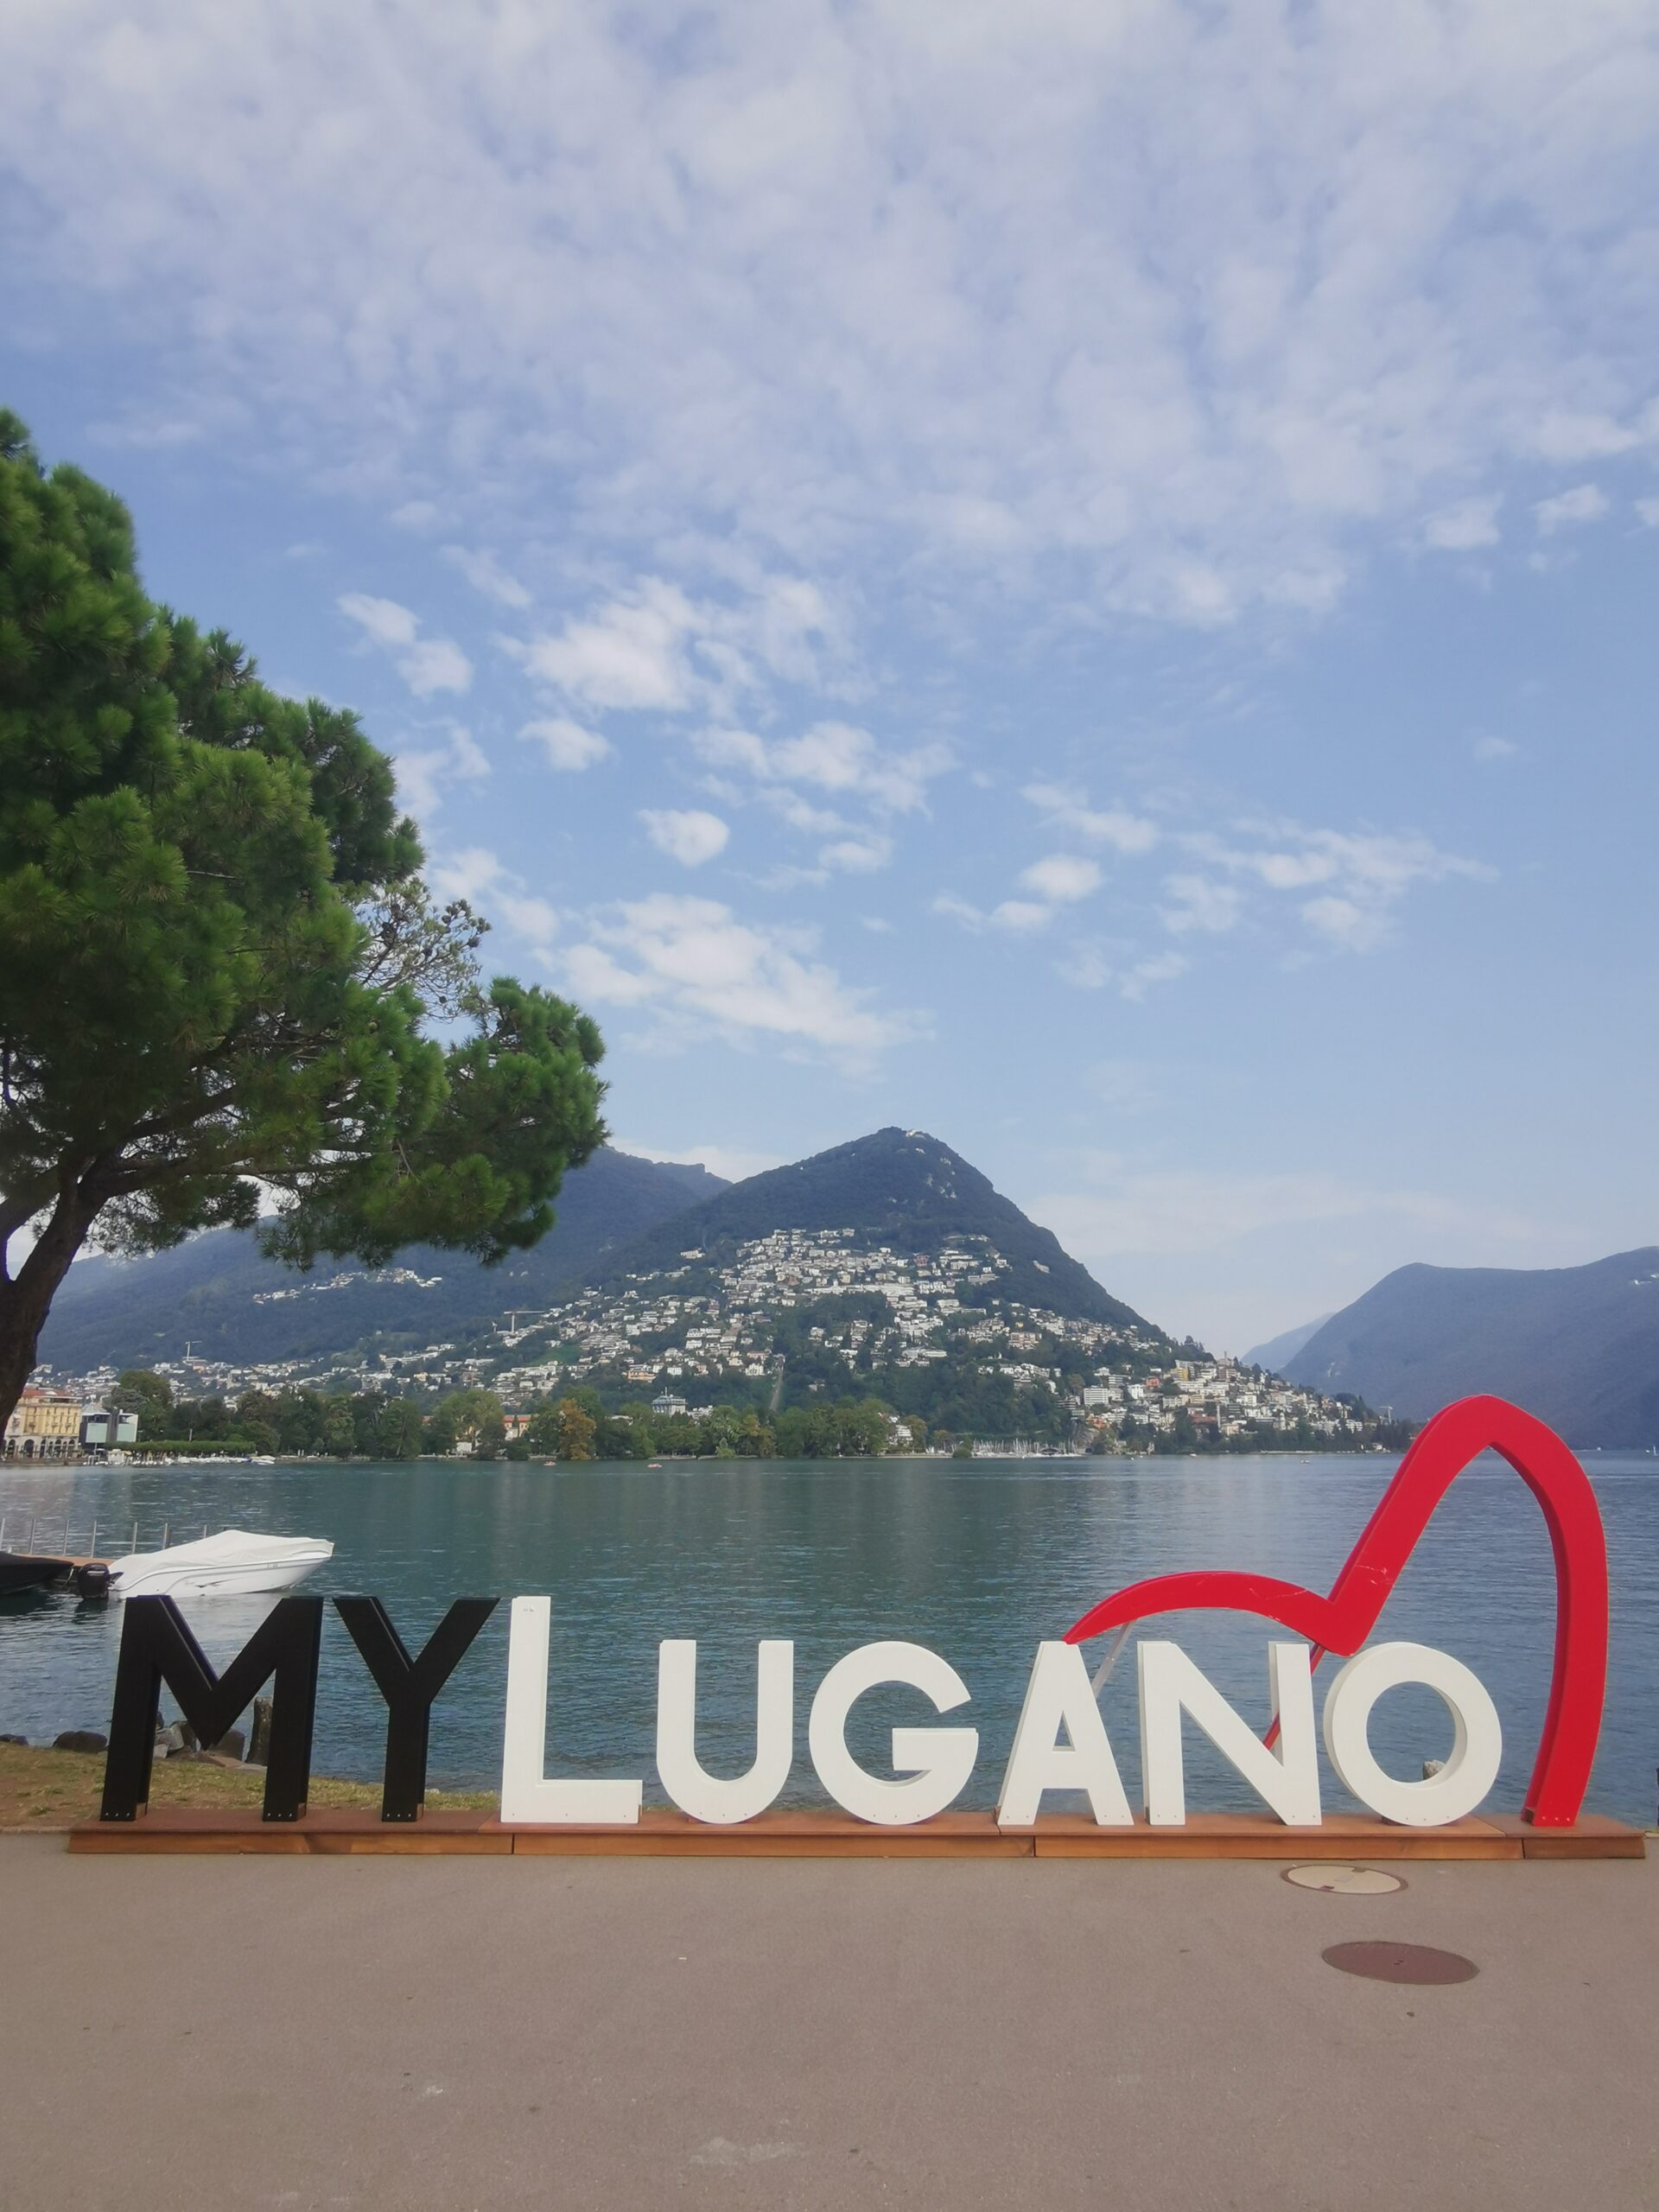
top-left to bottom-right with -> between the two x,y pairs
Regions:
6,1837 -> 1655,2210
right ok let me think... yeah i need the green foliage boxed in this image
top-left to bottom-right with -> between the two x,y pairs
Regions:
0,411 -> 607,1424
114,1366 -> 172,1437
556,1397 -> 596,1461
377,1397 -> 424,1460
772,1398 -> 893,1459
425,1387 -> 507,1458
172,1393 -> 233,1440
316,1398 -> 352,1456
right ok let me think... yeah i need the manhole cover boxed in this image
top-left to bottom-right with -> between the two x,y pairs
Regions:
1323,1941 -> 1478,1985
1283,1865 -> 1404,1895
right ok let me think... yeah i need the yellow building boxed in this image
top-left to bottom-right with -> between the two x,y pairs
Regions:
3,1389 -> 83,1459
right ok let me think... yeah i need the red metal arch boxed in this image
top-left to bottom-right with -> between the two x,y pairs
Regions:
1065,1395 -> 1609,1826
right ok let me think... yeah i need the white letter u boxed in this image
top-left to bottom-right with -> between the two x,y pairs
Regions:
657,1640 -> 794,1825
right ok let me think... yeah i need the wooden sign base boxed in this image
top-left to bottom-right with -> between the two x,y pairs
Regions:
66,1808 -> 1645,1859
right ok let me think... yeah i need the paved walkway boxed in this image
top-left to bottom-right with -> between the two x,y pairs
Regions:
6,1836 -> 1656,2209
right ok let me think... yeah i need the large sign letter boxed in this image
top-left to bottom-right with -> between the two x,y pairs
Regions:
499,1596 -> 642,1825
1138,1641 -> 1321,1827
657,1640 -> 793,1824
334,1598 -> 498,1821
998,1641 -> 1133,1827
1322,1642 -> 1502,1827
100,1596 -> 323,1823
808,1641 -> 977,1827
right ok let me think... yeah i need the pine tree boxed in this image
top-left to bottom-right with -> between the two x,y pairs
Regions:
0,412 -> 607,1427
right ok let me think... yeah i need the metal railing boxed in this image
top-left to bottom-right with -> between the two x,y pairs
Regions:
0,1514 -> 210,1560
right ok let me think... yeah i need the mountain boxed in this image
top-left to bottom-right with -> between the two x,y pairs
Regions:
1243,1313 -> 1333,1373
584,1127 -> 1153,1332
1282,1249 -> 1659,1446
35,1147 -> 728,1375
36,1123 -> 1389,1452
488,1129 -> 1397,1446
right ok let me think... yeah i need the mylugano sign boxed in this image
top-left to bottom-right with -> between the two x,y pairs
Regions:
97,1395 -> 1611,1832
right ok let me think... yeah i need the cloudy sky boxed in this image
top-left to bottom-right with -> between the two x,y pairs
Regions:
6,1 -> 1658,1350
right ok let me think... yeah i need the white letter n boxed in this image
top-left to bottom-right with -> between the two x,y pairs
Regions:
1136,1641 -> 1321,1828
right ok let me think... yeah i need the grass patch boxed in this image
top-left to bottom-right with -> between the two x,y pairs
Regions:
0,1742 -> 498,1829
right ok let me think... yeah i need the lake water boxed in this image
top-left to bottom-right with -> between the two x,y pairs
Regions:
3,1452 -> 1656,1824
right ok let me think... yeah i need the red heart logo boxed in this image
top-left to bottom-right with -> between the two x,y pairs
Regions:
1065,1395 -> 1608,1826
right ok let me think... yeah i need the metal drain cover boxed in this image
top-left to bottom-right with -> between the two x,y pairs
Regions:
1323,1941 -> 1478,1985
1283,1865 -> 1404,1895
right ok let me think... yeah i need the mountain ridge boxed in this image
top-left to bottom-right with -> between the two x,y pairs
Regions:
36,1147 -> 729,1374
1243,1313 -> 1333,1373
1282,1246 -> 1659,1445
580,1127 -> 1156,1335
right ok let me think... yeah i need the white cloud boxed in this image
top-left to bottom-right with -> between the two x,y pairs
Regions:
339,593 -> 418,649
1526,411 -> 1645,464
442,544 -> 531,609
527,580 -> 699,710
1055,944 -> 1190,1000
1300,894 -> 1387,951
393,721 -> 490,821
563,894 -> 918,1058
990,899 -> 1051,933
1160,874 -> 1243,936
525,571 -> 847,717
696,721 -> 949,886
1023,783 -> 1159,855
519,716 -> 611,772
933,893 -> 1051,935
339,592 -> 472,696
1120,952 -> 1188,1001
1077,808 -> 1160,855
1183,821 -> 1491,953
1019,854 -> 1102,904
399,637 -> 474,696
820,834 -> 892,873
701,722 -> 950,815
8,9 -> 1659,623
639,808 -> 730,868
1423,497 -> 1501,551
1534,483 -> 1608,536
1637,498 -> 1659,529
429,844 -> 559,956
952,806 -> 1485,976
1472,734 -> 1517,762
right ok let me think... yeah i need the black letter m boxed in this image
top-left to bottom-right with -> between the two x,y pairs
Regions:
100,1596 -> 324,1823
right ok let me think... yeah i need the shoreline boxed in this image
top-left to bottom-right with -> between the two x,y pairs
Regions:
7,1442 -> 1404,1470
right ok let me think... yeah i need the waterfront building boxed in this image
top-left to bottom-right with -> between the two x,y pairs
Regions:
4,1388 -> 84,1459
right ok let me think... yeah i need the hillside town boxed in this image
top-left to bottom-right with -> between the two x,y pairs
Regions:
20,1227 -> 1390,1458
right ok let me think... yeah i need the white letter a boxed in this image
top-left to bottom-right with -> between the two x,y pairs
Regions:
998,1642 -> 1133,1827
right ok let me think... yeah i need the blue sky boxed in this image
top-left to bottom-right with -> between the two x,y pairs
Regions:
5,2 -> 1659,1351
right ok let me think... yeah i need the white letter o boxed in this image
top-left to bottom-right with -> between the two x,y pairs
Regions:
1321,1641 -> 1502,1827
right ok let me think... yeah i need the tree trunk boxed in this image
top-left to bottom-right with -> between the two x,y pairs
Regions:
0,1199 -> 94,1437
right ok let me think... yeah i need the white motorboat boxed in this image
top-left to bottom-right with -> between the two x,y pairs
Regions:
105,1529 -> 334,1600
